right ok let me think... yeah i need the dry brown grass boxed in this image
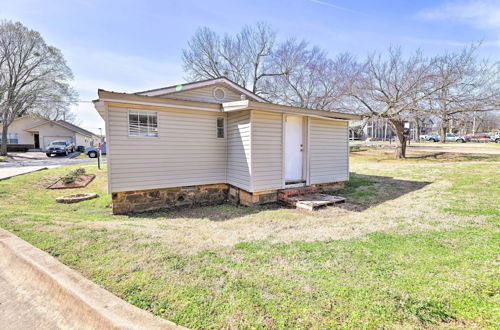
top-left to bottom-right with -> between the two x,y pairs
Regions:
50,153 -> 488,254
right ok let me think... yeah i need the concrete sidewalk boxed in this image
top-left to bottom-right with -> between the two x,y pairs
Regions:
0,229 -> 182,329
0,166 -> 55,180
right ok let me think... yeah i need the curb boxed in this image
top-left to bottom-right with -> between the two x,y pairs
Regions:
0,228 -> 184,329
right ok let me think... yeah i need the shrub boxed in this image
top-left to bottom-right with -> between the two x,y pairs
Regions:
61,168 -> 86,184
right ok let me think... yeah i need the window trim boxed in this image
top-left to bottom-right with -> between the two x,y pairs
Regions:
127,109 -> 159,138
216,117 -> 225,139
7,133 -> 19,144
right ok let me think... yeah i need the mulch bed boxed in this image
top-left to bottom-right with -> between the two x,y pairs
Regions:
47,174 -> 96,189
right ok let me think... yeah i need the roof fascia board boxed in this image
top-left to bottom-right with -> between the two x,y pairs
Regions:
222,100 -> 361,120
98,90 -> 221,112
246,101 -> 361,120
24,120 -> 94,137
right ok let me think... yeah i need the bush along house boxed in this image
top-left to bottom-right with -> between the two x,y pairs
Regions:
93,77 -> 360,214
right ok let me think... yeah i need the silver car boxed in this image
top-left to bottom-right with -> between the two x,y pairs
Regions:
46,140 -> 75,157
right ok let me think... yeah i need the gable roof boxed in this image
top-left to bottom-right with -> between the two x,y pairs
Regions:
135,77 -> 268,103
24,119 -> 98,137
94,89 -> 361,121
56,120 -> 98,137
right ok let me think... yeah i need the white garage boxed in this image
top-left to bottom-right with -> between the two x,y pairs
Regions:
43,136 -> 73,150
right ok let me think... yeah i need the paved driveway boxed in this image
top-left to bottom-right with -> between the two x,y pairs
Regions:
0,152 -> 106,180
0,152 -> 105,168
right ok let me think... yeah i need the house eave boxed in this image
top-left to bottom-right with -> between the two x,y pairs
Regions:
96,90 -> 222,113
222,100 -> 361,120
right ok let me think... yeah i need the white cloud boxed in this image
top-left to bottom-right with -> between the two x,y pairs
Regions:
418,0 -> 500,29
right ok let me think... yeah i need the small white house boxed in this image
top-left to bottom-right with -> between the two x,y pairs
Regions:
93,77 -> 360,214
2,116 -> 100,151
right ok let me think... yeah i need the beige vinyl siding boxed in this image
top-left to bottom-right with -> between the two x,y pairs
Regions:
309,118 -> 349,184
3,117 -> 44,145
161,85 -> 243,103
226,110 -> 251,191
107,106 -> 227,192
251,111 -> 283,191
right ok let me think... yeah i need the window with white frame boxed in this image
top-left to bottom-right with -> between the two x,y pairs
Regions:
216,117 -> 225,138
128,110 -> 158,137
7,133 -> 18,144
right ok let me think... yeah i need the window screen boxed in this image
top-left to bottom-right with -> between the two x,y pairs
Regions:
129,110 -> 158,137
217,117 -> 224,138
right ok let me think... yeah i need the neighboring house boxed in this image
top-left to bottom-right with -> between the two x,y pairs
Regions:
1,116 -> 100,151
93,77 -> 360,214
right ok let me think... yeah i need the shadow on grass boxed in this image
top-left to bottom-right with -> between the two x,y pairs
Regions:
335,173 -> 431,212
405,152 -> 446,159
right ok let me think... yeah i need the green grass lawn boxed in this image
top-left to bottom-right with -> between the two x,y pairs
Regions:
0,151 -> 499,328
0,155 -> 7,162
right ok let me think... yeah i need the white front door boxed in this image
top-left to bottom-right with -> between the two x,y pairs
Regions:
285,115 -> 304,182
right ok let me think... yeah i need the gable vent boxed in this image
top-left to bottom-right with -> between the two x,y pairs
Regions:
213,87 -> 225,101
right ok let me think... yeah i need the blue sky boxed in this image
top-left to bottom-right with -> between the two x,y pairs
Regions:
2,0 -> 499,133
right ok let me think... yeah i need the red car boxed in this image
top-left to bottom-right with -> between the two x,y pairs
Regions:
463,133 -> 490,142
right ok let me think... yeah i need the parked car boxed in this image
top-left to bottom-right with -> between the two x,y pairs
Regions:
424,133 -> 467,143
424,134 -> 440,142
46,140 -> 75,157
489,132 -> 500,143
463,133 -> 490,142
85,142 -> 106,158
444,133 -> 467,143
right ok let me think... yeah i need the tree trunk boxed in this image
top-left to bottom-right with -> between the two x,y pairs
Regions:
1,124 -> 8,156
415,121 -> 421,142
389,119 -> 406,159
439,123 -> 447,143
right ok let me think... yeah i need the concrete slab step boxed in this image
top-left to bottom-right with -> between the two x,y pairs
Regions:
286,194 -> 346,211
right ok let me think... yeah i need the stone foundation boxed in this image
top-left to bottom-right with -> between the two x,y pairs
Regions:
112,183 -> 228,214
112,181 -> 346,214
311,181 -> 345,193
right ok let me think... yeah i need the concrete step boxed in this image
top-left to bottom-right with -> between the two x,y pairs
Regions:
281,193 -> 346,210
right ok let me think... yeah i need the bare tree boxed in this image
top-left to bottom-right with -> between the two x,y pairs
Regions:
182,22 -> 283,93
0,21 -> 77,155
262,39 -> 357,109
347,48 -> 439,158
428,45 -> 500,142
454,110 -> 500,134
